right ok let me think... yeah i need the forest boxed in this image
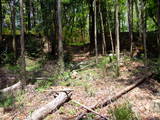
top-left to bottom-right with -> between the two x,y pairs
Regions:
0,0 -> 160,119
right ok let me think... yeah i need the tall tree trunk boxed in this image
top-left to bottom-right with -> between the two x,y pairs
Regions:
137,0 -> 143,42
106,1 -> 115,53
40,0 -> 52,54
10,1 -> 16,59
32,1 -> 36,27
26,0 -> 31,33
57,0 -> 64,72
89,0 -> 95,54
157,0 -> 160,58
127,0 -> 133,56
0,0 -> 2,41
135,0 -> 143,44
94,0 -> 98,63
115,0 -> 120,76
20,0 -> 26,87
141,0 -> 147,63
98,1 -> 106,55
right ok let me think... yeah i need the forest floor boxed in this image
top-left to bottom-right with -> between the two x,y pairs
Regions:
0,48 -> 160,120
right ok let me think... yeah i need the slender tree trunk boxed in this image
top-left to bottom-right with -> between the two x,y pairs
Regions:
115,0 -> 120,76
27,0 -> 31,33
135,0 -> 143,44
141,0 -> 147,63
157,0 -> 160,58
94,0 -> 98,63
20,0 -> 26,87
99,1 -> 106,55
127,0 -> 133,56
11,1 -> 16,59
57,0 -> 64,72
106,1 -> 115,53
0,0 -> 2,41
89,0 -> 95,54
32,2 -> 36,27
40,0 -> 52,54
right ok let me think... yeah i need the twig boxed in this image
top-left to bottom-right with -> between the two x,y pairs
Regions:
72,100 -> 108,120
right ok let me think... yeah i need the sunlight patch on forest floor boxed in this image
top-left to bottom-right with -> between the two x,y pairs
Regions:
0,53 -> 160,120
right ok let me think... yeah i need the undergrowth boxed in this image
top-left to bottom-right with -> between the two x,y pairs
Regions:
0,95 -> 15,108
109,103 -> 139,120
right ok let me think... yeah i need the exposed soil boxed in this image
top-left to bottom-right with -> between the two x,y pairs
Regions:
0,50 -> 160,120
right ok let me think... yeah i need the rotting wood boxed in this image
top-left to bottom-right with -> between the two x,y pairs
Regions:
72,100 -> 108,120
0,81 -> 22,94
75,73 -> 153,120
26,91 -> 72,120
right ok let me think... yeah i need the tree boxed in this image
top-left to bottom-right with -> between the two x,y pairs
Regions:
94,0 -> 98,63
157,0 -> 160,58
57,0 -> 64,72
88,0 -> 95,54
98,0 -> 106,55
141,0 -> 147,63
106,0 -> 115,53
115,0 -> 120,76
127,0 -> 133,56
9,0 -> 16,59
20,0 -> 26,87
26,0 -> 31,34
0,0 -> 2,41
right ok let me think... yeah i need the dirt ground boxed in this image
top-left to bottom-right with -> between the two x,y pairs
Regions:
0,51 -> 160,120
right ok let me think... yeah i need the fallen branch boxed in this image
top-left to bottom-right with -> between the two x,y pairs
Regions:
26,91 -> 72,120
75,73 -> 153,120
0,81 -> 22,94
72,100 -> 108,120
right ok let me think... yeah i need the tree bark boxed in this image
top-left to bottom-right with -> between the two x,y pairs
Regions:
135,0 -> 143,43
32,1 -> 36,27
10,0 -> 16,59
94,0 -> 98,63
89,0 -> 95,54
26,0 -> 31,33
20,0 -> 26,87
127,0 -> 133,56
115,0 -> 120,76
141,0 -> 147,64
99,1 -> 106,55
106,1 -> 115,53
157,0 -> 160,58
0,0 -> 2,41
26,92 -> 72,120
0,81 -> 22,94
57,0 -> 64,72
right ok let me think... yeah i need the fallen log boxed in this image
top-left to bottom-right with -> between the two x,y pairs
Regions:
0,81 -> 22,94
72,100 -> 108,120
75,73 -> 153,120
26,91 -> 72,120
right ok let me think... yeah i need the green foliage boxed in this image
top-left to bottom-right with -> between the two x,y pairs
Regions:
64,51 -> 73,65
150,59 -> 160,82
0,52 -> 16,64
4,64 -> 20,73
36,79 -> 53,92
97,55 -> 117,69
83,113 -> 96,120
97,56 -> 110,69
0,95 -> 15,108
26,59 -> 42,72
109,103 -> 139,120
26,38 -> 42,58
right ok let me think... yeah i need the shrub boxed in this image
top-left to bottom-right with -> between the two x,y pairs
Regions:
110,103 -> 139,120
0,95 -> 15,108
